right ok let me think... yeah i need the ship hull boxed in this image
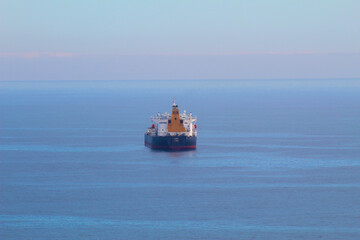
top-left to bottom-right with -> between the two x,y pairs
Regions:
145,135 -> 196,150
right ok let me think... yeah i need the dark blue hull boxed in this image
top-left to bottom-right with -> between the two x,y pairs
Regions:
145,134 -> 197,150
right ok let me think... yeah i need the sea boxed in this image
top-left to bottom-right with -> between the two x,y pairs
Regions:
0,79 -> 359,240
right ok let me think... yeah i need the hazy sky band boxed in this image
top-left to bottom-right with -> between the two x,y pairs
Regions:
1,53 -> 359,80
1,0 -> 359,80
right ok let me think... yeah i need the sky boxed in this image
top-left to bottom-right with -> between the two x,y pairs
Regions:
0,0 -> 359,80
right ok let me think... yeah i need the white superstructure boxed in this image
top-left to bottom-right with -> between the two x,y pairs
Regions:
147,110 -> 197,137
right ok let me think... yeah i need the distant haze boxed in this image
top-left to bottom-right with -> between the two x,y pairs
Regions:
1,0 -> 359,80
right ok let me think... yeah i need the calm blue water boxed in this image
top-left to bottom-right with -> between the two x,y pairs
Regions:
1,79 -> 360,240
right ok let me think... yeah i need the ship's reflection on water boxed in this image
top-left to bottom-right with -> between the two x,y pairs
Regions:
149,148 -> 197,158
166,149 -> 197,158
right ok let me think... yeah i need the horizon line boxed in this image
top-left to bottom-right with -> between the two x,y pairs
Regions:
1,51 -> 359,59
1,78 -> 359,82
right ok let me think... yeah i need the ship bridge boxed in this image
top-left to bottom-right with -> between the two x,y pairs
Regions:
148,99 -> 197,137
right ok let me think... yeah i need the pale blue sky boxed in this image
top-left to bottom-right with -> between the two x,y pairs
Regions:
1,0 -> 359,80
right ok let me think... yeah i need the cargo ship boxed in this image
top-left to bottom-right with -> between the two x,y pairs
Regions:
145,99 -> 197,150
